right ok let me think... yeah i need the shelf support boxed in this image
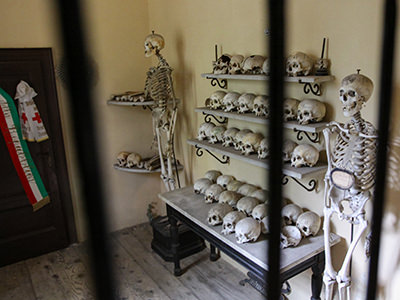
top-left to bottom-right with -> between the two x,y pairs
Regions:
282,175 -> 318,192
203,112 -> 227,124
142,105 -> 153,111
293,128 -> 320,143
195,145 -> 230,164
210,78 -> 228,89
302,82 -> 321,96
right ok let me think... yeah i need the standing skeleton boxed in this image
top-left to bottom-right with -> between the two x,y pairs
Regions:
323,73 -> 377,300
144,32 -> 178,191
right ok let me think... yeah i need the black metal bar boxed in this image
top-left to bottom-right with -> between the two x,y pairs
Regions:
282,176 -> 317,192
195,145 -> 230,164
268,0 -> 285,299
203,112 -> 227,124
294,129 -> 320,143
210,78 -> 228,89
366,0 -> 397,299
303,83 -> 321,96
55,1 -> 116,299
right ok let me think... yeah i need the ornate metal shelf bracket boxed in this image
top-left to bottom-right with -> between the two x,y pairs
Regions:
195,145 -> 230,164
210,78 -> 228,89
142,105 -> 153,111
302,82 -> 321,96
294,128 -> 320,143
203,112 -> 227,124
282,175 -> 317,192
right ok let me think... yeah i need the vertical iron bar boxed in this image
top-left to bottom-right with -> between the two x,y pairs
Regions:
267,0 -> 285,299
55,1 -> 116,299
366,0 -> 397,299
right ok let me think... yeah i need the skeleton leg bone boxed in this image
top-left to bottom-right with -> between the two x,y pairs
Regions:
323,206 -> 336,300
155,126 -> 169,191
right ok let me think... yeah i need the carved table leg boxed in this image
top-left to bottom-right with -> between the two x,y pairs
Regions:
311,252 -> 325,300
168,215 -> 182,276
210,244 -> 220,261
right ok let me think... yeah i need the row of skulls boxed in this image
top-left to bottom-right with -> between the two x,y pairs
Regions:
213,51 -> 329,77
116,151 -> 143,168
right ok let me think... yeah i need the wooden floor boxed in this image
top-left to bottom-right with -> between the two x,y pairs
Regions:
0,223 -> 266,300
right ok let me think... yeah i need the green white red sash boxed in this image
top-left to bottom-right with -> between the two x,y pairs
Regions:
0,88 -> 49,211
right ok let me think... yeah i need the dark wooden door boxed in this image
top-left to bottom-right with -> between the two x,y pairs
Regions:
0,48 -> 76,266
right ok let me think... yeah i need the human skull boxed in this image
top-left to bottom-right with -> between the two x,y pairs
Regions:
251,189 -> 269,203
228,54 -> 244,74
197,122 -> 215,141
282,203 -> 304,225
221,211 -> 246,235
260,216 -> 270,234
233,129 -> 253,151
237,196 -> 260,216
222,92 -> 241,112
281,225 -> 302,248
237,184 -> 260,196
253,95 -> 269,117
226,180 -> 245,192
193,178 -> 213,194
314,58 -> 330,72
205,90 -> 227,110
251,204 -> 268,222
207,203 -> 233,226
235,217 -> 261,244
222,127 -> 240,147
242,55 -> 265,74
283,98 -> 300,122
204,184 -> 225,203
282,140 -> 298,162
213,54 -> 231,75
296,211 -> 321,237
117,151 -> 130,167
291,144 -> 319,168
241,132 -> 264,156
209,125 -> 226,144
297,99 -> 326,125
262,57 -> 270,75
238,93 -> 256,114
286,52 -> 313,77
216,175 -> 235,189
340,73 -> 374,118
218,190 -> 242,208
144,32 -> 165,57
126,152 -> 142,168
258,138 -> 270,159
204,170 -> 222,183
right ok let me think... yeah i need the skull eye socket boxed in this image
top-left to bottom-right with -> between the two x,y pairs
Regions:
348,90 -> 356,97
212,215 -> 217,221
302,226 -> 308,232
284,109 -> 290,114
303,111 -> 309,116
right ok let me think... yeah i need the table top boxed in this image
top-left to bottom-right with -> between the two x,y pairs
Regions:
159,186 -> 341,273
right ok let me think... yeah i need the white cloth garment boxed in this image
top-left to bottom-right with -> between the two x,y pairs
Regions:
14,80 -> 49,142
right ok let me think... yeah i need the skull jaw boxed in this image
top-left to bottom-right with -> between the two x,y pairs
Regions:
342,101 -> 361,117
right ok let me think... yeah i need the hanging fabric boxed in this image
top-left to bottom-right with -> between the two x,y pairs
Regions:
14,80 -> 49,142
0,87 -> 50,211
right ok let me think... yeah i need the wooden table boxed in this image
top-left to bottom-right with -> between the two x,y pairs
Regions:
159,187 -> 341,299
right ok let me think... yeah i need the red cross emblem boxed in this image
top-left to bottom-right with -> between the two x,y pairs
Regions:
21,113 -> 28,124
32,112 -> 42,124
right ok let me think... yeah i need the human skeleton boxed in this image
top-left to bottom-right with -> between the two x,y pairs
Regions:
323,73 -> 378,300
144,32 -> 178,191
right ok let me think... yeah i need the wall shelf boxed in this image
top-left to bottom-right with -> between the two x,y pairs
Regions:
113,163 -> 183,174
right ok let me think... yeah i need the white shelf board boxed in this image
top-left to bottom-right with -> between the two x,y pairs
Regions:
107,99 -> 180,107
187,139 -> 327,179
201,73 -> 335,83
113,163 -> 183,174
195,107 -> 327,132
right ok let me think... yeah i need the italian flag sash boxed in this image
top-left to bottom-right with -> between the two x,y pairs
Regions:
0,88 -> 50,211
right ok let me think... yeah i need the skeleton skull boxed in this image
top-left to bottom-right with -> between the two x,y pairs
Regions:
197,122 -> 216,141
296,211 -> 321,237
238,93 -> 256,114
204,170 -> 222,183
291,144 -> 319,168
251,189 -> 269,203
227,180 -> 245,192
228,54 -> 244,74
218,190 -> 242,208
283,98 -> 300,122
282,203 -> 304,225
126,152 -> 142,168
193,178 -> 213,194
282,140 -> 298,162
204,184 -> 224,203
117,151 -> 130,167
251,204 -> 268,222
209,125 -> 227,144
253,95 -> 269,117
258,138 -> 270,159
297,99 -> 326,125
242,55 -> 265,74
144,32 -> 165,57
241,132 -> 264,156
222,127 -> 240,147
205,90 -> 227,110
286,52 -> 313,77
235,217 -> 261,244
213,54 -> 231,75
222,92 -> 241,112
260,216 -> 270,234
340,73 -> 374,117
237,196 -> 260,216
222,211 -> 246,235
280,225 -> 302,248
216,175 -> 235,189
233,129 -> 253,151
237,183 -> 260,196
262,57 -> 270,75
207,203 -> 233,226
